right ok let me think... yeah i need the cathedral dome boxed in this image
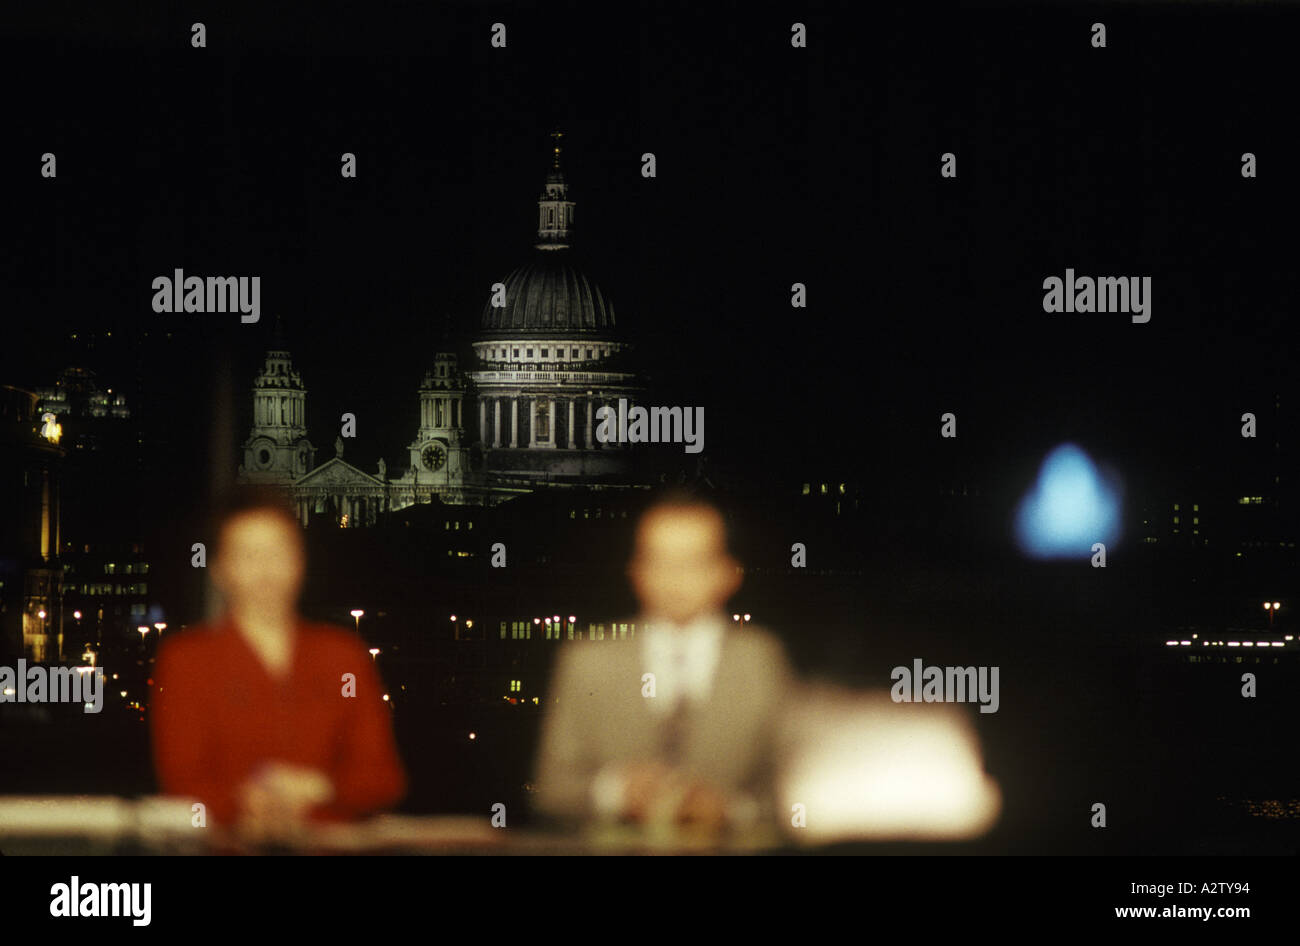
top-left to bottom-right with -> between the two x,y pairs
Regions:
479,251 -> 617,338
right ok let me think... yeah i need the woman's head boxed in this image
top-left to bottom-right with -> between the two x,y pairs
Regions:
208,487 -> 305,613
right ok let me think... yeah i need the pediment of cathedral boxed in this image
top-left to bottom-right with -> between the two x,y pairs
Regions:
294,457 -> 384,488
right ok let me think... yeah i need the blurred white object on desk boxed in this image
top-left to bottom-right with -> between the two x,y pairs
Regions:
776,684 -> 1002,843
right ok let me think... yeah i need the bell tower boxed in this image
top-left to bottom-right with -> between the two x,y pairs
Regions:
238,320 -> 315,483
407,352 -> 468,485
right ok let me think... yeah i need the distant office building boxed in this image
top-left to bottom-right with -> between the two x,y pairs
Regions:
0,384 -> 66,661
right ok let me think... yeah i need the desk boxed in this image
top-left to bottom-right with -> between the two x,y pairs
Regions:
0,796 -> 789,855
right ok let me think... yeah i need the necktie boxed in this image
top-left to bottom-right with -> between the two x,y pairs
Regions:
659,642 -> 690,765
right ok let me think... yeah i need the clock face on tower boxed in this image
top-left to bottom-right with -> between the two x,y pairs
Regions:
421,442 -> 447,471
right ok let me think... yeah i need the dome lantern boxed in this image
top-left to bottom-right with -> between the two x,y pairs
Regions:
536,130 -> 575,250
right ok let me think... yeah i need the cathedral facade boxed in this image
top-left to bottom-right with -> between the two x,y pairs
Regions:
236,139 -> 646,525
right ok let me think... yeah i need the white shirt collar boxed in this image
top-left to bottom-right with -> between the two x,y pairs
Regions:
641,612 -> 728,711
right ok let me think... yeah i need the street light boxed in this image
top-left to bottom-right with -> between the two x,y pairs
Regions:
154,622 -> 166,633
137,625 -> 150,640
368,647 -> 380,663
1264,602 -> 1280,626
350,609 -> 364,633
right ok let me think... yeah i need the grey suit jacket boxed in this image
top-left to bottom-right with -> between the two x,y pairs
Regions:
532,623 -> 794,825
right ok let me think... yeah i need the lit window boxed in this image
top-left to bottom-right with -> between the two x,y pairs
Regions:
802,483 -> 810,495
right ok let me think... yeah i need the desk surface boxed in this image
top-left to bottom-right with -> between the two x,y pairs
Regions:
0,797 -> 792,855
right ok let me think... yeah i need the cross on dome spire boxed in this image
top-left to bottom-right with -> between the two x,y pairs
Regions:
549,129 -> 563,169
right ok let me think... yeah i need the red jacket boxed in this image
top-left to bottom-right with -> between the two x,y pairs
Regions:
151,614 -> 407,825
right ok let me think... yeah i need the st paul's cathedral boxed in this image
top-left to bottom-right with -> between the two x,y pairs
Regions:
235,136 -> 648,526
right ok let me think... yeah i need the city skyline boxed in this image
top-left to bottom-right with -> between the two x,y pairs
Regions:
3,1 -> 1299,864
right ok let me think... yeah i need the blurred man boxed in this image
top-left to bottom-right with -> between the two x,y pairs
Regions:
152,488 -> 405,844
533,491 -> 793,839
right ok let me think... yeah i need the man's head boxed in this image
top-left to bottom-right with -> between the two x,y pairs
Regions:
627,491 -> 741,625
209,488 -> 305,615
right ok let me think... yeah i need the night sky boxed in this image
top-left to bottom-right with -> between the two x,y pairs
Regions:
3,0 -> 1300,866
2,1 -> 1295,512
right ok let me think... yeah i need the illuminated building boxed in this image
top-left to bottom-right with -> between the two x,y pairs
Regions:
0,384 -> 65,661
468,130 -> 643,485
235,134 -> 647,525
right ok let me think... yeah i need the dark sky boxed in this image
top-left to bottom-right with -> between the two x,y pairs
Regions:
2,1 -> 1294,502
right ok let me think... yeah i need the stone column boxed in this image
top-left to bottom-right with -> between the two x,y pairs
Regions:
493,398 -> 501,447
529,397 -> 538,447
479,399 -> 486,441
548,399 -> 556,448
510,398 -> 518,447
568,398 -> 575,448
